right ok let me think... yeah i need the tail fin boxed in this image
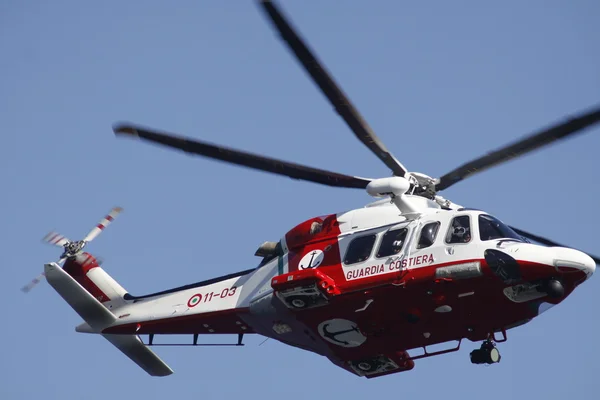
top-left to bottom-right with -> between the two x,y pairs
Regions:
62,253 -> 128,311
44,262 -> 173,377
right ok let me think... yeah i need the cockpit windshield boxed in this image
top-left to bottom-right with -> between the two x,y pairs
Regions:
478,214 -> 523,241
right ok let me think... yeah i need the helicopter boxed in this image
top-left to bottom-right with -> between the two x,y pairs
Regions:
24,0 -> 600,378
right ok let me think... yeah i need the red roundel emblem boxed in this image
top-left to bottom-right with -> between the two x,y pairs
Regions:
187,294 -> 202,308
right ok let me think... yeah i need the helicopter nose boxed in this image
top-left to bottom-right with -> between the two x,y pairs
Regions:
553,247 -> 596,278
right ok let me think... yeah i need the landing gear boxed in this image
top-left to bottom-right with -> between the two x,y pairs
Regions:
276,284 -> 329,310
349,355 -> 400,377
288,296 -> 308,309
470,339 -> 501,365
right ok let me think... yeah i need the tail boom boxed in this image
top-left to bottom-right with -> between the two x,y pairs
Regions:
101,273 -> 255,336
102,307 -> 253,335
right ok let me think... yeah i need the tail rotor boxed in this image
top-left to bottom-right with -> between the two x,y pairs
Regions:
21,206 -> 122,293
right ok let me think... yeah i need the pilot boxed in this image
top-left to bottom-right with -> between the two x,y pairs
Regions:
450,218 -> 471,243
391,231 -> 405,254
356,244 -> 372,263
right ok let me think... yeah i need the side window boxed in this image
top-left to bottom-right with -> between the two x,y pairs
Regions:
417,222 -> 440,249
344,234 -> 377,265
446,215 -> 471,244
377,228 -> 408,258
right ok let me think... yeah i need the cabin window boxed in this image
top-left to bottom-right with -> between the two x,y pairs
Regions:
344,234 -> 377,265
446,215 -> 472,244
417,222 -> 440,249
377,228 -> 408,258
478,214 -> 523,241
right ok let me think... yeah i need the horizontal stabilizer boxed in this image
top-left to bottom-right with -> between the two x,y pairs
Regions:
44,263 -> 173,377
102,334 -> 173,377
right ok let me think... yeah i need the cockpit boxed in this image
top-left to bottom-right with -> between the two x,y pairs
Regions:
414,211 -> 525,248
477,214 -> 523,242
438,212 -> 525,245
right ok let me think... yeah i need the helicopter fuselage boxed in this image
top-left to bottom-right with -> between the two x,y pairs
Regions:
93,202 -> 594,377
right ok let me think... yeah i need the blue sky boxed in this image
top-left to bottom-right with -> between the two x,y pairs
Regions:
2,0 -> 599,398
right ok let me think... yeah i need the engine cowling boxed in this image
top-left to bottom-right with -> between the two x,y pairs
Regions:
366,176 -> 441,215
366,176 -> 411,198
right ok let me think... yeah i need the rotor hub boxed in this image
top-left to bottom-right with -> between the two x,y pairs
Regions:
63,240 -> 86,258
407,172 -> 437,198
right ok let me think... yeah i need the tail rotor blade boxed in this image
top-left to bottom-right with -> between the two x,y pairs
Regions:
43,231 -> 70,248
83,206 -> 123,243
21,256 -> 66,294
21,272 -> 46,293
80,253 -> 103,268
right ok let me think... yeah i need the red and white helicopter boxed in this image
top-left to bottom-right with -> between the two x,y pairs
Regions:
24,0 -> 600,378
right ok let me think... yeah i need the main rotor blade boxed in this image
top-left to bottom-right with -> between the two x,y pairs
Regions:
258,0 -> 408,178
113,123 -> 372,189
510,226 -> 600,264
436,105 -> 600,191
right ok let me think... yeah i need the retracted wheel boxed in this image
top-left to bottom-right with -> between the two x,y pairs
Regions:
287,296 -> 308,309
357,362 -> 374,372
